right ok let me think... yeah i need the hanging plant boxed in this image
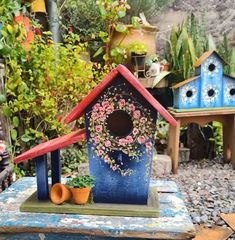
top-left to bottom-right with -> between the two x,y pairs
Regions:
88,85 -> 155,176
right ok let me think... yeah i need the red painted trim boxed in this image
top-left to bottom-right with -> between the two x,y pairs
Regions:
14,129 -> 86,164
64,68 -> 119,123
65,65 -> 177,127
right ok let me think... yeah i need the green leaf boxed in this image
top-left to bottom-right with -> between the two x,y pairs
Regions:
118,11 -> 126,18
3,106 -> 12,117
131,16 -> 142,29
93,46 -> 104,58
229,48 -> 235,77
11,129 -> 17,141
152,71 -> 170,88
188,37 -> 197,64
207,34 -> 216,51
115,24 -> 127,33
12,116 -> 19,127
0,94 -> 7,104
21,135 -> 31,143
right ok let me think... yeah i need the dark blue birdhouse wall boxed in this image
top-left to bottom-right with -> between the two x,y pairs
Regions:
199,53 -> 223,108
174,77 -> 200,109
223,75 -> 235,107
84,74 -> 158,205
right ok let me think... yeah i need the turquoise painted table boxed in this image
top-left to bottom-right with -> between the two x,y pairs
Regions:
0,177 -> 195,239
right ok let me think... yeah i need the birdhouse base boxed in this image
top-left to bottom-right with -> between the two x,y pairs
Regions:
20,186 -> 160,218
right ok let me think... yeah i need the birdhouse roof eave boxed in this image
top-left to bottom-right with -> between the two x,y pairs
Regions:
172,76 -> 200,89
193,50 -> 227,67
64,65 -> 177,127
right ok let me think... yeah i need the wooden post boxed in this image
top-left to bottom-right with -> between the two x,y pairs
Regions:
167,119 -> 181,174
35,154 -> 49,200
51,149 -> 61,186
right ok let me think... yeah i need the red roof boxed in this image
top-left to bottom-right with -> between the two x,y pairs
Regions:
14,129 -> 86,164
65,65 -> 177,127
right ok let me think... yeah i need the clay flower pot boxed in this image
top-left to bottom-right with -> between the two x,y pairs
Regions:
50,183 -> 72,205
70,187 -> 91,205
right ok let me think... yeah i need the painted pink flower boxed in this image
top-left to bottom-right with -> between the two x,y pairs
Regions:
98,149 -> 104,156
126,136 -> 133,143
118,99 -> 126,108
112,165 -> 118,171
94,136 -> 100,144
102,100 -> 110,108
119,138 -> 127,146
95,125 -> 103,132
0,143 -> 6,154
140,117 -> 147,123
133,128 -> 139,135
105,140 -> 111,147
93,103 -> 101,111
133,110 -> 141,119
145,141 -> 153,149
137,136 -> 146,144
91,112 -> 98,120
106,105 -> 114,114
128,104 -> 135,111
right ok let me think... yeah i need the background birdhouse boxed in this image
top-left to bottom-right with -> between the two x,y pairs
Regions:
173,51 -> 235,109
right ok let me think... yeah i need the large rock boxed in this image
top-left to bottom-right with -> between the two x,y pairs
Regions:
151,152 -> 172,177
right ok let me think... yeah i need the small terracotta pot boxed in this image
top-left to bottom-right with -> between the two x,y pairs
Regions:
70,187 -> 91,205
50,183 -> 72,205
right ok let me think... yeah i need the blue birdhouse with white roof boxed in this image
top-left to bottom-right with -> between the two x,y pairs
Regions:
173,51 -> 235,109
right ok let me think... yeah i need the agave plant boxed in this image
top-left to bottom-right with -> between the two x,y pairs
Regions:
165,13 -> 216,84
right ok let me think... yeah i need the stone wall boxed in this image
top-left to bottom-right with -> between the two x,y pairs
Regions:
152,0 -> 235,53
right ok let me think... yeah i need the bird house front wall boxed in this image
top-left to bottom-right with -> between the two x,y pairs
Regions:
84,74 -> 157,204
223,76 -> 235,107
200,55 -> 223,108
176,78 -> 200,109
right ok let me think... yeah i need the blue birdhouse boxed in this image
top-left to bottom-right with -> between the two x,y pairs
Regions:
65,65 -> 176,205
14,65 -> 177,206
173,51 -> 235,109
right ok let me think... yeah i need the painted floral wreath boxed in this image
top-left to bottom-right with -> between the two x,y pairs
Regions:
88,87 -> 155,176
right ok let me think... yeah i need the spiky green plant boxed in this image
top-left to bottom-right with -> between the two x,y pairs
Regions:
165,13 -> 216,83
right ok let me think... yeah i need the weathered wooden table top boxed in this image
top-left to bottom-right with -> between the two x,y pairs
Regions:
0,177 -> 195,240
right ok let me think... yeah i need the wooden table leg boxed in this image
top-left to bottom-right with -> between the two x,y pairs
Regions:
167,120 -> 181,174
223,115 -> 235,168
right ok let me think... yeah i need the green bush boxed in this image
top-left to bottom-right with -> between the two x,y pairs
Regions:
2,32 -> 108,158
61,144 -> 88,174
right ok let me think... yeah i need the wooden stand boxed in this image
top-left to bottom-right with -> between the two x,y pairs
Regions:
167,108 -> 235,174
0,177 -> 196,239
20,186 -> 159,218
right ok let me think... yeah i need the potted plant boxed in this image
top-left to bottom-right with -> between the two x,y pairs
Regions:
66,175 -> 95,205
128,41 -> 148,67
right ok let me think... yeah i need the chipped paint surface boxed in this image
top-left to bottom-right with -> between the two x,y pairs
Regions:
0,177 -> 195,239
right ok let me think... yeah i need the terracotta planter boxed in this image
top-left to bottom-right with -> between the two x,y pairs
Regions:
161,63 -> 170,72
29,0 -> 46,13
50,183 -> 72,205
70,187 -> 91,205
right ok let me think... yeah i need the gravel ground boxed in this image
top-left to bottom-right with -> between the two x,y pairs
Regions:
157,158 -> 235,239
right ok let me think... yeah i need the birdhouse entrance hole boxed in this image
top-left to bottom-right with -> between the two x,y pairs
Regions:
208,89 -> 215,97
106,110 -> 133,137
230,88 -> 235,96
208,63 -> 216,72
186,90 -> 193,98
